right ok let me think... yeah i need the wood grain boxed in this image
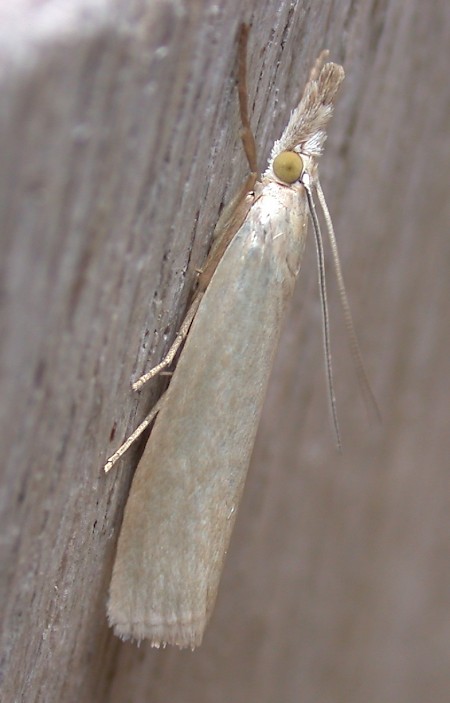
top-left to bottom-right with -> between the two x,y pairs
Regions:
0,0 -> 449,701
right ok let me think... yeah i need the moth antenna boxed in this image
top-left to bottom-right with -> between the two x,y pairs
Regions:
303,175 -> 342,451
315,179 -> 381,421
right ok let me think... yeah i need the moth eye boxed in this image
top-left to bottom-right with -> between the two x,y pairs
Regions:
272,151 -> 303,184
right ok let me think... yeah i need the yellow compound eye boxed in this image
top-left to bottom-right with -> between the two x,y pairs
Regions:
272,151 -> 303,184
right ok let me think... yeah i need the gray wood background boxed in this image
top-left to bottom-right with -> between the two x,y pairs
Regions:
1,1 -> 449,701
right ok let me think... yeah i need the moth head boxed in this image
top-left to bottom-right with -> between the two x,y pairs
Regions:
272,150 -> 304,184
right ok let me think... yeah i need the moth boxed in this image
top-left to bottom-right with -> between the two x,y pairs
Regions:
105,25 -> 375,649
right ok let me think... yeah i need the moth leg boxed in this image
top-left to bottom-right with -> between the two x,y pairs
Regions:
109,24 -> 259,471
126,27 -> 257,399
237,23 -> 258,177
105,292 -> 202,472
132,291 -> 203,391
104,393 -> 166,472
132,27 -> 259,394
196,24 -> 259,293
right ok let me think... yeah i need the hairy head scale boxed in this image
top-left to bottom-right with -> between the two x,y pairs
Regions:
268,59 -> 345,163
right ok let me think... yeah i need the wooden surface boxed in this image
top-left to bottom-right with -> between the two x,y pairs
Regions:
0,0 -> 449,701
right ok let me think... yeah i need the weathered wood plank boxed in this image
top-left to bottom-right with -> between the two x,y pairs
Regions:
1,1 -> 449,701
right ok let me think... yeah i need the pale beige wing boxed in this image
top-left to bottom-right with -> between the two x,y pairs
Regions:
108,184 -> 308,648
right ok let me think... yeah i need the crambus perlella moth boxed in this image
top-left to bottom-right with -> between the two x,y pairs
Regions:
105,25 -> 376,649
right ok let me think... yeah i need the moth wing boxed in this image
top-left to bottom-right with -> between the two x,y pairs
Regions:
108,188 -> 307,648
